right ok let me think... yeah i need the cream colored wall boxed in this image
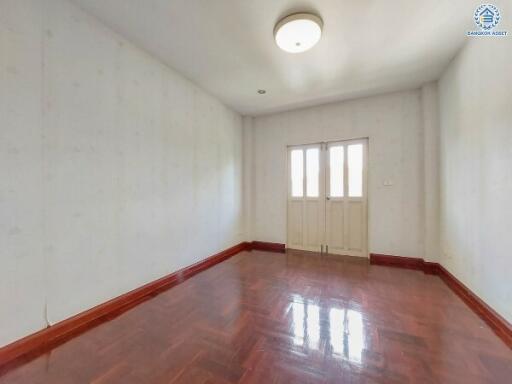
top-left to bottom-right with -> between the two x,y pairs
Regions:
242,116 -> 254,241
0,0 -> 46,347
439,14 -> 512,322
0,0 -> 244,347
248,89 -> 431,259
422,83 -> 441,262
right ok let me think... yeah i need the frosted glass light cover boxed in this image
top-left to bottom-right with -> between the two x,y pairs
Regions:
274,13 -> 323,53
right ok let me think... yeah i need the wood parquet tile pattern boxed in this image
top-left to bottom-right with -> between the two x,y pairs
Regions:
0,250 -> 511,383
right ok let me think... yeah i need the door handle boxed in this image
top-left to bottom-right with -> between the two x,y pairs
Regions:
326,196 -> 330,200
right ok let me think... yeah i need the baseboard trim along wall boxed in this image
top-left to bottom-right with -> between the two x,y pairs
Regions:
369,253 -> 512,348
0,240 -> 288,369
250,241 -> 286,253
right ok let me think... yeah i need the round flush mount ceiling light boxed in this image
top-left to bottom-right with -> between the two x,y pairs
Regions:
274,13 -> 323,53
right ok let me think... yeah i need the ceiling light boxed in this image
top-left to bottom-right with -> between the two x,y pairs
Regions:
274,13 -> 323,53
257,89 -> 266,94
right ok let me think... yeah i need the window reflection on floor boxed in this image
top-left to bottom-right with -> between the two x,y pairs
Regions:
330,307 -> 365,362
345,309 -> 364,363
329,308 -> 344,355
292,301 -> 305,346
291,295 -> 365,364
307,304 -> 320,349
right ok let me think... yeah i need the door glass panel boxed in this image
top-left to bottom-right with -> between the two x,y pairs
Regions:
329,146 -> 344,197
348,144 -> 363,197
291,149 -> 304,197
306,148 -> 319,197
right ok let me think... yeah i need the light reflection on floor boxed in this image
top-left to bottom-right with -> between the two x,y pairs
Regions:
292,301 -> 305,346
290,294 -> 365,363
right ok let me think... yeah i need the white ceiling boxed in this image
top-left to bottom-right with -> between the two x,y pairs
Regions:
71,0 -> 474,116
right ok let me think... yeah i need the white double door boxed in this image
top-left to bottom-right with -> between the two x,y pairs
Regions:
287,139 -> 368,257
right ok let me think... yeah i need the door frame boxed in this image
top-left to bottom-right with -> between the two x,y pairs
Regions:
286,142 -> 326,252
325,138 -> 368,257
285,137 -> 369,258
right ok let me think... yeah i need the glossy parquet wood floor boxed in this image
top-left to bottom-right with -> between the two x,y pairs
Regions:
0,250 -> 511,384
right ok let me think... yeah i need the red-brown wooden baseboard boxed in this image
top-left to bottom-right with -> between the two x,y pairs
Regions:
249,241 -> 286,253
0,241 -> 251,368
369,253 -> 425,271
436,264 -> 512,348
370,253 -> 512,348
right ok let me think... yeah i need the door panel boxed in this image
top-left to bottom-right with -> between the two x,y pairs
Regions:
327,200 -> 344,251
306,201 -> 320,248
326,139 -> 367,257
287,144 -> 324,252
347,201 -> 363,251
288,200 -> 303,248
